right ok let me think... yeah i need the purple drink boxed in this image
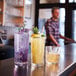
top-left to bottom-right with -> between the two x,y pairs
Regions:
14,30 -> 29,66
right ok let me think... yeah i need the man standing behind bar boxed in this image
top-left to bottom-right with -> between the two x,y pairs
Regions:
45,7 -> 74,46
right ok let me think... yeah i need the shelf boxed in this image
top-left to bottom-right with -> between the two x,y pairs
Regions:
3,0 -> 25,27
13,5 -> 24,8
7,3 -> 24,8
6,12 -> 23,18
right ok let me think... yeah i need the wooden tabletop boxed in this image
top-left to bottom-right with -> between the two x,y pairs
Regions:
0,43 -> 76,76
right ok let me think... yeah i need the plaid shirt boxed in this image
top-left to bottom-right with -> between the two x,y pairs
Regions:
45,18 -> 60,46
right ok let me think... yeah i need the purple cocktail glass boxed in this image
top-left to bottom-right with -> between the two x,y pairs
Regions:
14,29 -> 29,66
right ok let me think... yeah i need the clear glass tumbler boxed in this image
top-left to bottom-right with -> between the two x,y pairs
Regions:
46,46 -> 60,64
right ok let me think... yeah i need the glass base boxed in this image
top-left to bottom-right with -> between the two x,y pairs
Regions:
15,62 -> 28,67
32,63 -> 44,68
46,61 -> 59,65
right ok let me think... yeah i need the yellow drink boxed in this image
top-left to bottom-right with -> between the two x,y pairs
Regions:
47,52 -> 60,63
31,37 -> 45,64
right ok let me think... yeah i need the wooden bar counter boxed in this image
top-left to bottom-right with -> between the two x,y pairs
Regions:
0,43 -> 76,76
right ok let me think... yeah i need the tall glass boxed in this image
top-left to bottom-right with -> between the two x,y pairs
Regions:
31,36 -> 45,66
14,30 -> 29,66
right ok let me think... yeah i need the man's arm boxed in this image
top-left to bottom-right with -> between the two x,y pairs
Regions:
60,34 -> 75,42
50,34 -> 60,46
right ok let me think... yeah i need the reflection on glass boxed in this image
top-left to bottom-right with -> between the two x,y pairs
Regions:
31,67 -> 44,76
46,64 -> 59,76
14,65 -> 28,76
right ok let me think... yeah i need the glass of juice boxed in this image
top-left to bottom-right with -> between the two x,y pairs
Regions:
31,35 -> 45,67
14,29 -> 29,66
46,46 -> 60,64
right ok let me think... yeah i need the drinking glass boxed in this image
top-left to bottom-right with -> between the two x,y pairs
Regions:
46,46 -> 60,64
31,36 -> 45,67
14,30 -> 29,66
